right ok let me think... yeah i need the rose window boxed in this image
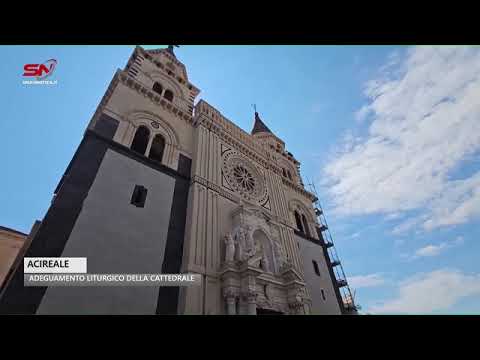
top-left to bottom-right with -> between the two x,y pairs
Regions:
233,166 -> 256,191
222,152 -> 268,204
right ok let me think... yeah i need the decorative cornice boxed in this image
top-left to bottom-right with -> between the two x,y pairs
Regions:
198,116 -> 271,167
193,102 -> 308,187
136,47 -> 199,93
90,70 -> 121,129
282,177 -> 317,202
191,175 -> 240,204
191,174 -> 310,234
118,71 -> 194,125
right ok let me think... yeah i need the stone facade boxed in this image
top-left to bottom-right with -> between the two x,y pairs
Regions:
86,46 -> 342,315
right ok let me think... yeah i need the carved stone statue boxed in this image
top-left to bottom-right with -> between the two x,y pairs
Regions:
237,227 -> 246,249
234,231 -> 244,261
254,238 -> 262,254
245,225 -> 255,253
241,226 -> 255,259
273,240 -> 286,271
224,234 -> 235,263
261,252 -> 270,272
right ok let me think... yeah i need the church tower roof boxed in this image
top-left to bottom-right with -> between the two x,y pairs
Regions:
251,111 -> 273,135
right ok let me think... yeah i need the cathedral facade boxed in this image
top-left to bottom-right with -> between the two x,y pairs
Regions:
0,46 -> 355,315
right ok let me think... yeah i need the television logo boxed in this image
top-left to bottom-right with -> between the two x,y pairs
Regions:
22,59 -> 58,85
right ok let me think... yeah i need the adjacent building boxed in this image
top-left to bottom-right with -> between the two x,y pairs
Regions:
0,226 -> 27,288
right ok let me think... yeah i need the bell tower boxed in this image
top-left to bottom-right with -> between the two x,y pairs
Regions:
0,46 -> 201,314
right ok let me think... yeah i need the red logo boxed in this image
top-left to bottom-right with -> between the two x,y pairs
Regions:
23,59 -> 57,79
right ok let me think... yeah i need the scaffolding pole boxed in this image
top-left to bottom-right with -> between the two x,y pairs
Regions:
306,178 -> 358,314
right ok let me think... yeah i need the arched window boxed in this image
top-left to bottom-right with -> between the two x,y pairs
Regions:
287,170 -> 293,181
153,82 -> 163,95
164,89 -> 174,102
149,134 -> 165,164
294,211 -> 304,233
282,168 -> 287,178
301,214 -> 311,237
131,126 -> 150,155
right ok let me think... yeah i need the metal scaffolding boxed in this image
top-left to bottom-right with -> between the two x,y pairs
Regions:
307,180 -> 359,314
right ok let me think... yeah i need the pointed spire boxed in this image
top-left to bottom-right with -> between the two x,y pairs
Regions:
251,110 -> 273,135
166,45 -> 179,57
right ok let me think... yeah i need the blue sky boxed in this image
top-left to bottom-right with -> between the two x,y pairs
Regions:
1,45 -> 479,314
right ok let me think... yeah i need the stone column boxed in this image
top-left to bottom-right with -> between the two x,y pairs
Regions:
145,136 -> 154,157
226,296 -> 236,315
243,291 -> 257,315
223,288 -> 238,315
247,296 -> 257,315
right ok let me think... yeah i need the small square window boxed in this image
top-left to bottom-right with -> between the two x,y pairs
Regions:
131,185 -> 148,208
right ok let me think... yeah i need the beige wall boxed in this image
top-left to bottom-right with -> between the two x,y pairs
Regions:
0,227 -> 27,287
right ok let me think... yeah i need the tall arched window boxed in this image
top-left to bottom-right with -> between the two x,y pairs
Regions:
301,214 -> 311,237
282,168 -> 287,178
149,134 -> 165,164
131,126 -> 150,155
287,170 -> 293,181
294,211 -> 304,233
164,89 -> 174,102
153,82 -> 163,95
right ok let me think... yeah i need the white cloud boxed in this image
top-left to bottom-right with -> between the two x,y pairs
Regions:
412,236 -> 464,259
354,105 -> 371,123
323,46 -> 480,232
391,216 -> 426,235
385,212 -> 402,221
348,273 -> 385,288
369,269 -> 480,314
423,173 -> 480,231
350,232 -> 361,239
414,244 -> 448,257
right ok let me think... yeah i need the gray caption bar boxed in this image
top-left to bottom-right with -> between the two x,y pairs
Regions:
24,274 -> 202,287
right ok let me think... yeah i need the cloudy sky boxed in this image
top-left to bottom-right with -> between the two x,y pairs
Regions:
1,45 -> 479,314
321,46 -> 480,314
